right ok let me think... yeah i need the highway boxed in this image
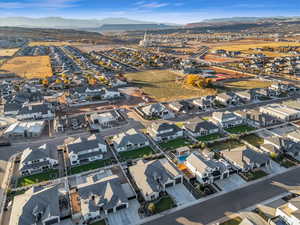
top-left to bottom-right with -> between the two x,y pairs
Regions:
142,166 -> 300,225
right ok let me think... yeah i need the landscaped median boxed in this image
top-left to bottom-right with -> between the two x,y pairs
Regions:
17,169 -> 59,187
160,138 -> 191,151
225,125 -> 256,134
119,146 -> 155,161
70,159 -> 113,175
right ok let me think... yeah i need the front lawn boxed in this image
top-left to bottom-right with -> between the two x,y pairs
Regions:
197,133 -> 223,142
242,134 -> 264,147
271,155 -> 297,168
70,159 -> 113,175
155,196 -> 175,213
225,125 -> 256,134
90,220 -> 106,225
17,169 -> 59,187
119,146 -> 155,161
242,169 -> 268,181
160,138 -> 190,150
220,217 -> 243,225
208,140 -> 243,151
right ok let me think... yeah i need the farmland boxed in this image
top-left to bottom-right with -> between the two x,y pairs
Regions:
0,56 -> 53,78
0,48 -> 19,57
125,70 -> 216,101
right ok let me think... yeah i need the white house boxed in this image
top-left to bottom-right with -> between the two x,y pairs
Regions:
275,196 -> 300,225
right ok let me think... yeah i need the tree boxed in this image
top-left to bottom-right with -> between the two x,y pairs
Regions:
148,203 -> 156,214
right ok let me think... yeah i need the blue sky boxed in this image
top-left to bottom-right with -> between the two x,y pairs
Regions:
0,0 -> 299,24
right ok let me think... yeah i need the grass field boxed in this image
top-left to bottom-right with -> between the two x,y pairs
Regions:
125,70 -> 216,101
225,125 -> 256,134
197,133 -> 223,142
0,56 -> 53,79
70,159 -> 113,175
160,138 -> 191,150
17,169 -> 59,187
0,48 -> 19,57
119,146 -> 155,161
224,80 -> 274,90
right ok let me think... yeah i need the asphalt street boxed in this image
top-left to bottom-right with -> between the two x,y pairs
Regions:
142,167 -> 300,225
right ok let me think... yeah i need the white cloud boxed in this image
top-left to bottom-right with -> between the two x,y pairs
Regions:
0,0 -> 80,9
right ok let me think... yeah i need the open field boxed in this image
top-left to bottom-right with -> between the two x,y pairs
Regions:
0,56 -> 53,78
0,48 -> 19,57
28,41 -> 81,46
125,70 -> 217,101
204,54 -> 242,63
211,41 -> 300,51
224,79 -> 274,90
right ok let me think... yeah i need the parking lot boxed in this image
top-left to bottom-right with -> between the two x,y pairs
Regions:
167,183 -> 196,206
214,174 -> 247,192
106,199 -> 141,225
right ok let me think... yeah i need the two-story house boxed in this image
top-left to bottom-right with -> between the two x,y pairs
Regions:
147,122 -> 183,142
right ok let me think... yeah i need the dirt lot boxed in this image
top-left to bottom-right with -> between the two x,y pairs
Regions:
224,79 -> 274,90
125,70 -> 216,101
28,41 -> 81,46
0,48 -> 19,57
0,56 -> 53,78
204,54 -> 242,63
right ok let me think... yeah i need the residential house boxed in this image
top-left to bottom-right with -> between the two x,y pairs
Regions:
112,129 -> 149,152
141,103 -> 174,119
215,93 -> 239,106
147,122 -> 183,142
221,146 -> 270,172
9,184 -> 69,225
3,121 -> 46,138
235,90 -> 257,103
66,134 -> 107,166
254,88 -> 278,98
185,152 -> 230,184
3,102 -> 22,116
275,196 -> 300,225
168,101 -> 190,113
211,111 -> 243,128
129,159 -> 182,201
260,104 -> 300,122
19,144 -> 58,176
235,109 -> 280,128
16,102 -> 54,121
90,110 -> 122,126
184,118 -> 219,137
192,95 -> 215,110
270,83 -> 297,93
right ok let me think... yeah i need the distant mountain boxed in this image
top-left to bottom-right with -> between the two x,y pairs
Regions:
0,17 -> 159,29
95,23 -> 177,32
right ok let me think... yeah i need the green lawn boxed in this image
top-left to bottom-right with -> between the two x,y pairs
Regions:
155,196 -> 175,213
197,133 -> 223,142
70,159 -> 113,175
160,138 -> 190,150
17,169 -> 59,187
208,140 -> 243,151
242,134 -> 264,147
272,155 -> 297,168
90,220 -> 106,225
220,217 -> 243,225
119,146 -> 155,161
242,170 -> 268,181
225,125 -> 256,134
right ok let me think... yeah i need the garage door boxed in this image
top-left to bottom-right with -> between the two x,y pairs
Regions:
116,204 -> 127,211
107,208 -> 114,214
175,177 -> 182,184
165,182 -> 174,188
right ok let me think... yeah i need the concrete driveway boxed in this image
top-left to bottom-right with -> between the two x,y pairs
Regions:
215,174 -> 247,192
262,160 -> 287,174
106,199 -> 141,225
167,184 -> 196,206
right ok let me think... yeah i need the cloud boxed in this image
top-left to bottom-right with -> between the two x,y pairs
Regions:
134,1 -> 169,9
0,0 -> 80,9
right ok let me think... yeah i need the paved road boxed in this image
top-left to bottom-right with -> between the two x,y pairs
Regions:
142,167 -> 300,225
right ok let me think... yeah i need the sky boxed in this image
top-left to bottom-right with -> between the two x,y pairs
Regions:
0,0 -> 299,24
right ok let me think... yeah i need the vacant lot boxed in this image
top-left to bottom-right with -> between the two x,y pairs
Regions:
0,56 -> 53,78
28,41 -> 77,46
125,70 -> 216,101
0,48 -> 19,57
224,80 -> 274,90
212,42 -> 300,51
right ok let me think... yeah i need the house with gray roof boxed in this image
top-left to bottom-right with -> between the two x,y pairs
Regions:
211,111 -> 243,128
235,90 -> 258,103
16,102 -> 54,121
147,122 -> 183,142
221,146 -> 270,172
276,196 -> 300,225
112,128 -> 149,152
215,93 -> 239,106
19,144 -> 58,176
72,172 -> 133,221
184,118 -> 219,137
192,95 -> 215,110
9,184 -> 68,225
66,134 -> 107,166
4,102 -> 22,116
185,152 -> 230,184
141,103 -> 174,119
129,159 -> 182,201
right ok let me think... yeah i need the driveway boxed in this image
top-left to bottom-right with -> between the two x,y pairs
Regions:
214,174 -> 247,192
106,199 -> 141,225
167,184 -> 196,206
262,161 -> 287,174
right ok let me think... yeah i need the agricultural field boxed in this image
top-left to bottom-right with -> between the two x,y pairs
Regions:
223,79 -> 274,90
0,56 -> 53,79
0,48 -> 19,57
125,70 -> 216,101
